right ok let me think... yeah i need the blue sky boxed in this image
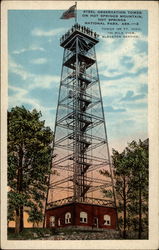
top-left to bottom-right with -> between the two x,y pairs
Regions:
8,9 -> 148,151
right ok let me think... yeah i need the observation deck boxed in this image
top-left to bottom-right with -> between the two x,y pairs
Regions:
60,23 -> 99,50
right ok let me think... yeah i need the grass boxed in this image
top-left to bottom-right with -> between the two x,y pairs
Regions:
8,227 -> 56,240
8,227 -> 148,240
8,227 -> 99,240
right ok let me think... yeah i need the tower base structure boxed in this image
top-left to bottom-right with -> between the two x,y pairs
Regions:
46,202 -> 117,230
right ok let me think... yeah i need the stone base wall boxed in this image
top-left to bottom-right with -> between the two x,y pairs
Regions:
41,229 -> 121,240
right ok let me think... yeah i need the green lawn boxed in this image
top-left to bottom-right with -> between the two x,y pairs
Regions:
8,227 -> 56,240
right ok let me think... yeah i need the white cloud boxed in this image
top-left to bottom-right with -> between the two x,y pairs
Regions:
12,46 -> 45,55
100,72 -> 147,99
9,85 -> 56,130
9,57 -> 33,80
8,85 -> 34,110
98,35 -> 148,118
9,85 -> 28,98
31,27 -> 65,37
9,57 -> 59,89
31,58 -> 47,64
97,33 -> 147,78
30,75 -> 60,89
100,70 -> 148,131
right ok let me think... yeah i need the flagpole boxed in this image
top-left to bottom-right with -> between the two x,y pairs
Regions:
75,2 -> 77,23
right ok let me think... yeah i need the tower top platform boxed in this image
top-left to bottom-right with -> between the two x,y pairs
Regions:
60,24 -> 99,49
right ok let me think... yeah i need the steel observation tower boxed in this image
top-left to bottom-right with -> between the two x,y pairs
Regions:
45,23 -> 117,230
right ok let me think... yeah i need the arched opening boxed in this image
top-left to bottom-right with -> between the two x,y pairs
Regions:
94,217 -> 99,228
104,214 -> 111,225
58,218 -> 61,226
65,212 -> 71,224
80,211 -> 88,223
50,216 -> 55,227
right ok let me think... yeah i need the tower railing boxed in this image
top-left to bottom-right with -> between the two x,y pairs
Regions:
60,24 -> 99,45
47,196 -> 115,208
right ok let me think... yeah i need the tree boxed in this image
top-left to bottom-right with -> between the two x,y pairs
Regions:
27,206 -> 43,228
7,203 -> 15,227
112,148 -> 134,238
8,106 -> 53,233
100,139 -> 148,239
101,148 -> 135,238
126,139 -> 148,239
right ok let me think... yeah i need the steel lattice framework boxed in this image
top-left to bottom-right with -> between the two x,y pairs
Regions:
46,24 -> 116,208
